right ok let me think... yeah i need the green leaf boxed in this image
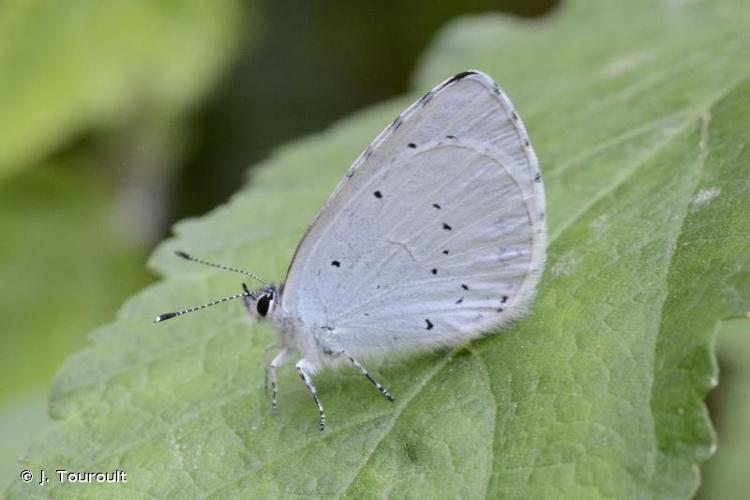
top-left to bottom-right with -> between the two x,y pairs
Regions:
8,0 -> 750,497
0,0 -> 245,176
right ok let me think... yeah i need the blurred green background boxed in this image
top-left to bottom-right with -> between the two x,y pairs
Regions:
0,0 -> 746,496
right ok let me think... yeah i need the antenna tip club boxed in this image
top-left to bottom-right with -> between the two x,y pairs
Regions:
174,250 -> 191,260
154,312 -> 178,323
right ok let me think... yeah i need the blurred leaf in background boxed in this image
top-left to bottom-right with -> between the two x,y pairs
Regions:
699,318 -> 750,499
0,0 -> 245,178
4,0 -> 749,498
0,0 -> 248,489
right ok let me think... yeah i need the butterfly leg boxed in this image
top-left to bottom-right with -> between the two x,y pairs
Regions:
266,347 -> 290,410
295,358 -> 326,431
262,344 -> 279,396
338,349 -> 395,402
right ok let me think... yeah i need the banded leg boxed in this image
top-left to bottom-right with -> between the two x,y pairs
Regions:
266,348 -> 290,410
339,349 -> 395,402
295,359 -> 326,431
262,344 -> 279,396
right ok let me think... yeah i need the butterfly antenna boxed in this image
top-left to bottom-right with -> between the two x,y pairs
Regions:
173,250 -> 268,286
154,289 -> 251,323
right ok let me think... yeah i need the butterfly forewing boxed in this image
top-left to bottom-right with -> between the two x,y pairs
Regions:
281,71 -> 546,359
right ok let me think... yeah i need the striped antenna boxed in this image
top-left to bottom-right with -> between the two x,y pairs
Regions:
173,250 -> 268,286
154,289 -> 250,323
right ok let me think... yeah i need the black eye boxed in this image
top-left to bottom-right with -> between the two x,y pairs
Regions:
256,294 -> 271,317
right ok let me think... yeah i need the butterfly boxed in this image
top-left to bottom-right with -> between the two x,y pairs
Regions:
155,70 -> 547,430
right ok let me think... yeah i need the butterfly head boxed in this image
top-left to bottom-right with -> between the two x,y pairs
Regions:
243,283 -> 278,320
153,251 -> 277,324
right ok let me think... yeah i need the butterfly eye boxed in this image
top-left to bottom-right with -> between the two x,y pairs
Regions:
256,294 -> 271,317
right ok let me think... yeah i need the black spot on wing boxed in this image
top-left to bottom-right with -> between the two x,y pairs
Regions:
433,203 -> 441,209
331,260 -> 341,267
408,142 -> 417,149
461,284 -> 469,290
445,135 -> 456,139
442,249 -> 449,255
431,268 -> 438,275
455,297 -> 464,305
442,223 -> 452,231
501,295 -> 509,304
534,172 -> 542,182
425,319 -> 434,330
373,190 -> 383,199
